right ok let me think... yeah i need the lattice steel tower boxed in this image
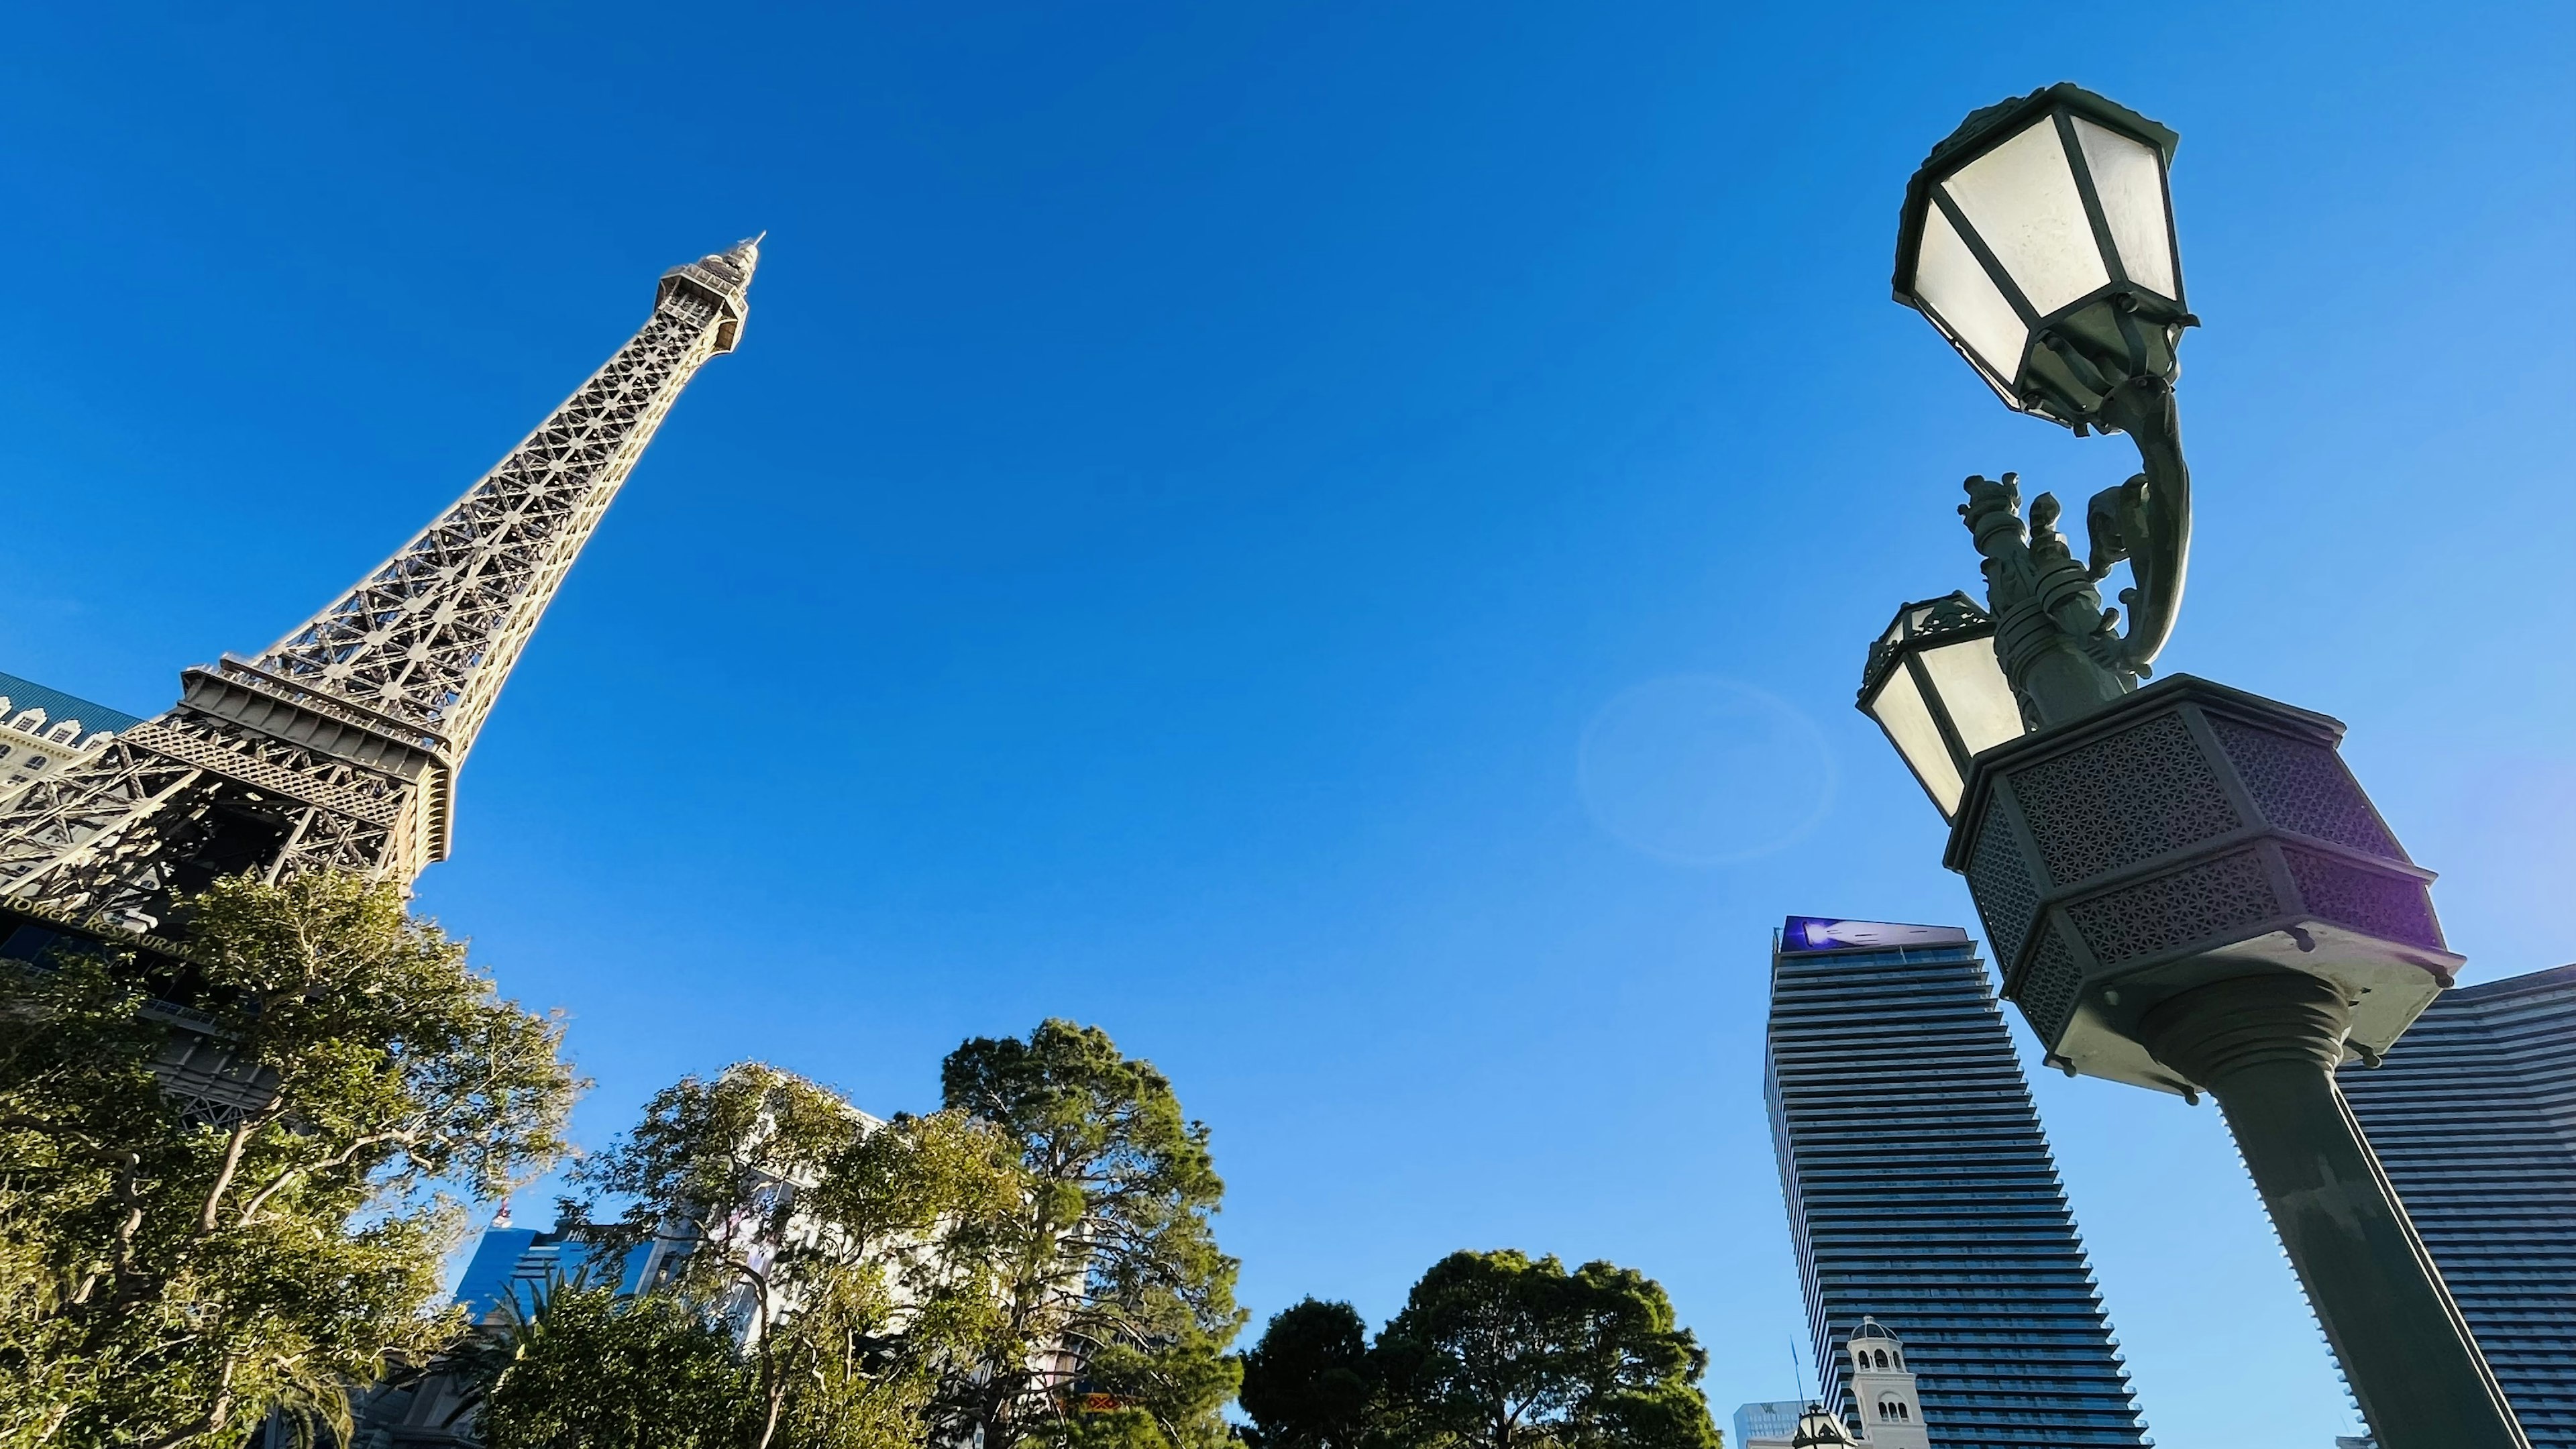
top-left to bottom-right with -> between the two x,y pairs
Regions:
0,238 -> 757,930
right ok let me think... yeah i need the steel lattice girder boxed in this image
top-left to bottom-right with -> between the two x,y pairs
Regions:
0,240 -> 757,924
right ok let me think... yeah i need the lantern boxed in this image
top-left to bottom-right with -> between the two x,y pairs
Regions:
1892,83 -> 2192,432
1857,592 -> 2024,818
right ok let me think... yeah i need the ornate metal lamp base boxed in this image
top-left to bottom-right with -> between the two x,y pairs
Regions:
1946,673 -> 2530,1448
1944,672 -> 2458,1094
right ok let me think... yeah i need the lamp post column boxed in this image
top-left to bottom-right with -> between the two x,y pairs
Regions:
2139,973 -> 2524,1447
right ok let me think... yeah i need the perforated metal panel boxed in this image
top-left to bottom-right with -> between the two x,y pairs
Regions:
1968,815 -> 2041,970
2016,926 -> 2083,1048
2284,847 -> 2443,951
2013,713 -> 2241,885
2065,848 -> 2279,967
2212,716 -> 2406,862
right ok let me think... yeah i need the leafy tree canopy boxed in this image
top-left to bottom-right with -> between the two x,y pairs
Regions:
564,1062 -> 1025,1449
938,1019 -> 1246,1449
0,871 -> 578,1448
1373,1250 -> 1719,1449
468,1278 -> 752,1449
1238,1298 -> 1377,1449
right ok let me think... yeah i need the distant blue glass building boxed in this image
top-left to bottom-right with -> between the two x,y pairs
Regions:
335,1224 -> 643,1446
2341,964 -> 2576,1449
451,1223 -> 633,1324
1731,1399 -> 1805,1447
1765,917 -> 2151,1447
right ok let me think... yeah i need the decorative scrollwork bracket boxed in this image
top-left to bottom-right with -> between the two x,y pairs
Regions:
1961,370 -> 2192,731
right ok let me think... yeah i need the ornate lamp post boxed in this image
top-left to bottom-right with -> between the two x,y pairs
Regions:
1864,83 -> 2528,1449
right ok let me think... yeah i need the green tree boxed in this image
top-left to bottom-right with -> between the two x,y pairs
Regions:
936,1019 -> 1246,1449
0,872 -> 578,1448
784,1104 -> 1028,1449
1374,1251 -> 1718,1449
568,1063 -> 1024,1449
468,1278 -> 753,1449
1238,1299 -> 1379,1449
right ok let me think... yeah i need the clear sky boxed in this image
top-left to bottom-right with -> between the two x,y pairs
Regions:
3,3 -> 2570,1441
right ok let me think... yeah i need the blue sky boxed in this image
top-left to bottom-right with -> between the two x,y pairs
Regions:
3,3 -> 2570,1440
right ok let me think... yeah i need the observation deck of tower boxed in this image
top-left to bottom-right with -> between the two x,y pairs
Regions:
0,237 -> 758,945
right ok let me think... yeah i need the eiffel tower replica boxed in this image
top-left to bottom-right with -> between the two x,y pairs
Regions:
0,237 -> 759,959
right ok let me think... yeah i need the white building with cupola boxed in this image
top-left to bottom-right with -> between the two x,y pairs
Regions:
1736,1321 -> 1931,1449
1845,1319 -> 1929,1448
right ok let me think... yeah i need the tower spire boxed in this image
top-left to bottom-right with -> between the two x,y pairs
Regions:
0,241 -> 757,925
255,238 -> 757,751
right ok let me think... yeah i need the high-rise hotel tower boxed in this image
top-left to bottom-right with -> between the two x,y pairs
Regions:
1765,916 -> 2150,1447
2341,965 -> 2576,1448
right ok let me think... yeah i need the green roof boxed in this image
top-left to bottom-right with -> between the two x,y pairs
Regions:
0,669 -> 148,736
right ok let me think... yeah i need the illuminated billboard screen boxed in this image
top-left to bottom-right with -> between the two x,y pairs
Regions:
1780,916 -> 1972,954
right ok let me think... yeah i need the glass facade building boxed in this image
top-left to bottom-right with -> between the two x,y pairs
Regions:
1731,1399 -> 1805,1448
2341,964 -> 2576,1449
1765,919 -> 2151,1446
449,1223 -> 637,1325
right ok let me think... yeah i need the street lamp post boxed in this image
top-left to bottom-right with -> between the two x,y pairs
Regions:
1865,84 -> 2529,1449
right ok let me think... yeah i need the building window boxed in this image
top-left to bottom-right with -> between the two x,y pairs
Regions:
23,758 -> 44,771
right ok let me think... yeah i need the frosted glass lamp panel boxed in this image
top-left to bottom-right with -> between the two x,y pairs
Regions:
2072,115 -> 2179,301
1913,205 -> 2028,386
1919,637 -> 2023,755
1866,666 -> 1964,816
1942,119 -> 2109,316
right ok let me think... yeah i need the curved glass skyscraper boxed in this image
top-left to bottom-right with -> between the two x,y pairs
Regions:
1764,917 -> 2151,1447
